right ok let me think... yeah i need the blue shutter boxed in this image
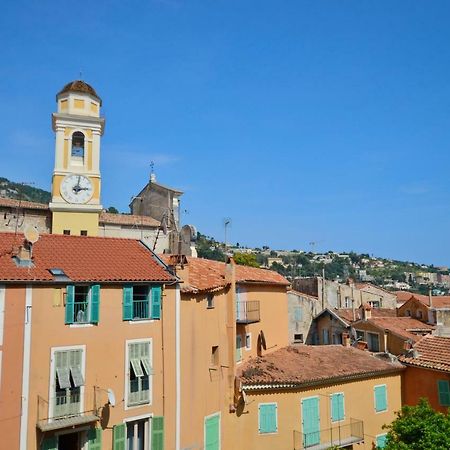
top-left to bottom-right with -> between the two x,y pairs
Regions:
151,285 -> 162,319
113,424 -> 126,450
331,393 -> 344,421
123,285 -> 133,320
374,385 -> 387,412
90,285 -> 100,324
259,404 -> 277,433
41,437 -> 57,450
376,434 -> 387,449
438,380 -> 450,406
65,285 -> 75,324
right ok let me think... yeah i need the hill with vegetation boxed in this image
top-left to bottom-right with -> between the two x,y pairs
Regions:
0,177 -> 51,204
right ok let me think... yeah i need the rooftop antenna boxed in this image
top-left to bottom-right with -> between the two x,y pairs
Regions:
223,218 -> 232,253
79,70 -> 83,80
150,161 -> 156,183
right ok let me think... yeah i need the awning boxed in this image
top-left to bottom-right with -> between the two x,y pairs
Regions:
70,366 -> 85,388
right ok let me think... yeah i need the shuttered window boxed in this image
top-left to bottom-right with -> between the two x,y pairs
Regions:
376,434 -> 387,449
374,385 -> 387,412
438,380 -> 450,406
331,393 -> 345,422
205,414 -> 220,450
152,416 -> 164,450
113,424 -> 126,450
88,428 -> 102,450
259,403 -> 277,434
128,341 -> 152,406
123,285 -> 162,320
65,285 -> 100,325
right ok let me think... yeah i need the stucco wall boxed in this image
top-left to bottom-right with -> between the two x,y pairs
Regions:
287,292 -> 320,344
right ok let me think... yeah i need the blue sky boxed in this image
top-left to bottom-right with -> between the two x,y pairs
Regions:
1,1 -> 450,265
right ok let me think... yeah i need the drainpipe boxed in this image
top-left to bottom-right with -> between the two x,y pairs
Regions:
225,258 -> 237,412
175,284 -> 181,450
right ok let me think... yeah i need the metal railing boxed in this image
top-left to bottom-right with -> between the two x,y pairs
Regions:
132,298 -> 150,320
293,418 -> 364,450
74,301 -> 89,323
236,300 -> 260,324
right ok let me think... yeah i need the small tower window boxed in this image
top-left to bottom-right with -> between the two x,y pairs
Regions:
71,132 -> 85,158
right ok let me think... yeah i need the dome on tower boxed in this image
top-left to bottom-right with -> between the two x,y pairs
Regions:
57,80 -> 102,105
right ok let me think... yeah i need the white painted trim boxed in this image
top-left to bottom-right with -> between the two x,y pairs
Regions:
204,412 -> 221,450
69,324 -> 94,328
19,286 -> 32,450
128,319 -> 156,325
176,284 -> 181,450
0,285 -> 4,346
124,338 -> 153,410
48,345 -> 86,421
122,413 -> 153,450
258,402 -> 278,434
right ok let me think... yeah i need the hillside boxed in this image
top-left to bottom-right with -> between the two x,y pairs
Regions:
0,177 -> 51,204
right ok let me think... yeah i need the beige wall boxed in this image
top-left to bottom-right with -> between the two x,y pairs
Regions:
226,374 -> 402,450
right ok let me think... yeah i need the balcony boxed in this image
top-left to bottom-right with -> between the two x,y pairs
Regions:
236,300 -> 260,324
293,418 -> 364,450
37,387 -> 100,432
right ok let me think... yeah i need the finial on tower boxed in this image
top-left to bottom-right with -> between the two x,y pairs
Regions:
150,161 -> 156,183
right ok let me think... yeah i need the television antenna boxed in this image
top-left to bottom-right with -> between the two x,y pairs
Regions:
223,217 -> 232,252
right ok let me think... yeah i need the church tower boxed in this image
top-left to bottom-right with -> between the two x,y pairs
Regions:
49,80 -> 105,236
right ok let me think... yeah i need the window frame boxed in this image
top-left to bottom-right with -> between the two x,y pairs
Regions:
125,339 -> 153,409
258,402 -> 278,434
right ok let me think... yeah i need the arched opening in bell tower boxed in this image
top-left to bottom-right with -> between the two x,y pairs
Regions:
71,131 -> 85,160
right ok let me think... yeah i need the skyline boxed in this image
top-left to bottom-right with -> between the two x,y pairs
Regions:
1,1 -> 450,265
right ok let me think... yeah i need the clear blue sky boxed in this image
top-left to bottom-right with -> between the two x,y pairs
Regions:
1,1 -> 450,265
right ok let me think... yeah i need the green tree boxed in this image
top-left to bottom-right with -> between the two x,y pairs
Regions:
383,399 -> 450,449
107,206 -> 119,214
233,252 -> 260,268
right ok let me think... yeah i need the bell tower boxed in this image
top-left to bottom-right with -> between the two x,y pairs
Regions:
49,80 -> 105,236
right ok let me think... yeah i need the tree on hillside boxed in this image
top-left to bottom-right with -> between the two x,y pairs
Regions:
383,399 -> 450,449
233,252 -> 260,268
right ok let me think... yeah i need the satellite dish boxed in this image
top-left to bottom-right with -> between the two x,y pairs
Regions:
260,330 -> 267,351
107,388 -> 116,407
24,225 -> 40,244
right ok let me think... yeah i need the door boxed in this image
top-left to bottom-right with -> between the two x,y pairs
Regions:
205,414 -> 220,450
302,397 -> 320,447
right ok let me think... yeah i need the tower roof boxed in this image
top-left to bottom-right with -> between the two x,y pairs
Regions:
57,80 -> 102,104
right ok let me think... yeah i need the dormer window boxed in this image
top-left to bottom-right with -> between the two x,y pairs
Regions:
71,132 -> 85,158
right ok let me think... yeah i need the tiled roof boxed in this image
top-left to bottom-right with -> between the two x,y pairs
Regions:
287,289 -> 319,301
0,197 -> 49,210
99,212 -> 160,227
355,283 -> 394,295
0,232 -> 174,283
238,345 -> 403,388
395,291 -> 450,309
399,335 -> 450,373
354,317 -> 434,342
160,255 -> 289,293
336,308 -> 396,323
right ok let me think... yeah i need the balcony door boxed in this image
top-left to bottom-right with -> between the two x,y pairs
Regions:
301,396 -> 320,447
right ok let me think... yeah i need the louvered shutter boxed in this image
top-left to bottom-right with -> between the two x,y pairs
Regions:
151,416 -> 164,450
374,385 -> 387,412
88,428 -> 102,450
123,286 -> 133,320
259,404 -> 277,433
438,380 -> 450,406
65,285 -> 75,324
151,286 -> 162,319
41,436 -> 57,450
113,424 -> 126,450
90,285 -> 100,324
331,393 -> 344,421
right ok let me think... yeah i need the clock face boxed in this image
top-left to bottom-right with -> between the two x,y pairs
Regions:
60,174 -> 94,204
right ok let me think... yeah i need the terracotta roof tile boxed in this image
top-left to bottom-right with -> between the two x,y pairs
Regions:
395,291 -> 450,309
238,345 -> 403,387
0,232 -> 174,283
160,255 -> 289,292
99,212 -> 160,227
0,197 -> 49,210
336,308 -> 396,323
399,335 -> 450,373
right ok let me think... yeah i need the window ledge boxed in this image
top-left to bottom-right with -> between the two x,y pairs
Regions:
69,323 -> 94,328
128,319 -> 155,324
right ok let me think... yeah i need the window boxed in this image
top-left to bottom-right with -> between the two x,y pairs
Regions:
258,403 -> 277,434
438,380 -> 450,406
356,330 -> 365,341
80,230 -> 88,236
376,434 -> 387,449
52,348 -> 84,418
369,300 -> 380,308
331,393 -> 345,422
63,229 -> 71,235
294,333 -> 303,343
374,385 -> 387,412
417,310 -> 423,320
113,417 -> 164,450
344,296 -> 351,308
207,294 -> 214,309
322,328 -> 329,345
405,309 -> 411,317
65,285 -> 100,324
245,333 -> 251,350
211,346 -> 219,366
123,285 -> 161,321
71,131 -> 85,158
367,332 -> 380,352
127,340 -> 152,407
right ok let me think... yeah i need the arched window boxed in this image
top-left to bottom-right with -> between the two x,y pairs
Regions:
71,132 -> 85,158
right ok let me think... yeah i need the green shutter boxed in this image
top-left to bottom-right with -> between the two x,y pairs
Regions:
41,436 -> 57,450
438,380 -> 450,406
123,285 -> 133,320
151,286 -> 162,319
152,416 -> 164,450
374,385 -> 387,412
259,404 -> 277,433
88,428 -> 102,450
205,415 -> 220,450
331,393 -> 344,421
113,424 -> 126,450
376,434 -> 387,449
65,285 -> 75,324
90,285 -> 100,324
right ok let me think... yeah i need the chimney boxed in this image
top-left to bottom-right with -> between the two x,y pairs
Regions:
13,240 -> 34,267
362,303 -> 372,320
342,332 -> 351,347
428,289 -> 433,308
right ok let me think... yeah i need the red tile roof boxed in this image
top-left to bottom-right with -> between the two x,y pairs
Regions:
399,335 -> 450,373
0,197 -> 49,210
238,345 -> 403,388
395,291 -> 450,309
336,308 -> 396,323
160,255 -> 289,293
0,232 -> 174,283
99,212 -> 160,227
354,317 -> 434,342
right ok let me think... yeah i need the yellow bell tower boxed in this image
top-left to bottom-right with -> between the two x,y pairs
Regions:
49,80 -> 105,236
